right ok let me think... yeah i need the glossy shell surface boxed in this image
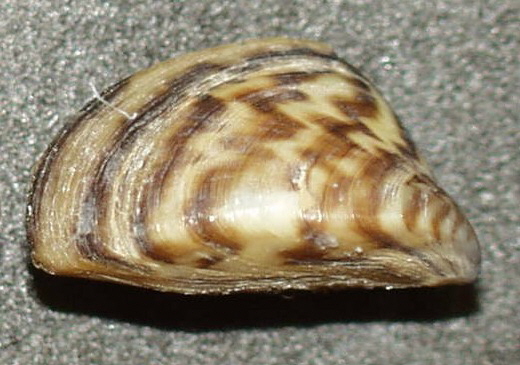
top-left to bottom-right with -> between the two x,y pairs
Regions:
27,38 -> 480,294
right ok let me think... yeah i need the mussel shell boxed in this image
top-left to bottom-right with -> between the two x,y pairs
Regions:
27,38 -> 480,294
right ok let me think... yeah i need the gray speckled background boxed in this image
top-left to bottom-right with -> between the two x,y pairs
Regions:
1,1 -> 519,364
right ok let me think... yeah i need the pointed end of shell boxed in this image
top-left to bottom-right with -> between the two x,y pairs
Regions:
368,171 -> 482,288
411,211 -> 481,287
439,223 -> 481,285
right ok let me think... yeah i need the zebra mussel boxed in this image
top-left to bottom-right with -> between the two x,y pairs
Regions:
27,38 -> 480,294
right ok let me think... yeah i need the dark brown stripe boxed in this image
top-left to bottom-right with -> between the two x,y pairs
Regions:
296,131 -> 361,190
257,112 -> 306,140
245,47 -> 336,62
134,179 -> 162,259
73,174 -> 152,271
50,78 -> 134,265
431,198 -> 452,242
403,186 -> 423,232
115,63 -> 226,151
299,126 -> 367,199
184,93 -> 228,125
26,76 -> 132,250
136,94 -> 228,261
272,70 -> 332,85
396,141 -> 419,161
235,86 -> 309,141
236,87 -> 308,113
166,62 -> 227,94
351,153 -> 406,250
309,132 -> 362,159
351,153 -> 448,276
333,92 -> 378,120
250,47 -> 372,90
184,166 -> 242,253
161,94 -> 228,175
75,225 -> 150,273
244,47 -> 366,80
403,174 -> 437,232
314,115 -> 382,143
77,63 -> 226,265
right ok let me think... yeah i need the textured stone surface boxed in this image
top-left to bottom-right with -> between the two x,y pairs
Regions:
1,1 -> 518,364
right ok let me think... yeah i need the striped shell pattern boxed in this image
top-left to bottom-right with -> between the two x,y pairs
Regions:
27,38 -> 480,294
